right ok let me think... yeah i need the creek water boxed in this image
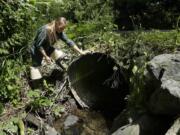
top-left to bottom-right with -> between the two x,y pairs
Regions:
53,108 -> 112,135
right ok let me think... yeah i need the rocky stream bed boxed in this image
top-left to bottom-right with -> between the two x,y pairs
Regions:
1,52 -> 180,135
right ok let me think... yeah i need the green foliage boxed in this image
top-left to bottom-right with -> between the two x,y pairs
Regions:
27,89 -> 41,98
52,105 -> 65,118
0,60 -> 25,102
128,62 -> 147,109
0,0 -> 36,56
17,119 -> 25,135
35,0 -> 115,33
116,31 -> 180,109
0,102 -> 4,115
0,117 -> 19,134
66,22 -> 101,40
43,79 -> 54,93
77,29 -> 180,109
34,1 -> 50,24
28,0 -> 36,5
112,0 -> 180,29
30,97 -> 53,109
27,89 -> 53,110
0,0 -> 179,114
64,0 -> 113,22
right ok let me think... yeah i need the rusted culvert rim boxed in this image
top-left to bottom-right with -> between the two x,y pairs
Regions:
67,52 -> 127,115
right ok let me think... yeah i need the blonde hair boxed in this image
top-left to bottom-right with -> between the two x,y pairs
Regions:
47,17 -> 67,45
55,17 -> 67,26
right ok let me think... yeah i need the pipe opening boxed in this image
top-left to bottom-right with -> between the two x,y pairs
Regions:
68,53 -> 127,117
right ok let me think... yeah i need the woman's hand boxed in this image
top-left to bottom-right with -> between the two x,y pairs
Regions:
40,49 -> 52,64
72,45 -> 92,55
45,56 -> 52,64
81,50 -> 91,55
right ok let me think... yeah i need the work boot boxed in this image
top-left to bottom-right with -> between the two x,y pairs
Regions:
29,78 -> 43,89
29,66 -> 43,89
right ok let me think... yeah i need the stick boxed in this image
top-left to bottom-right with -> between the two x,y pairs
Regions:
48,79 -> 68,112
54,79 -> 67,99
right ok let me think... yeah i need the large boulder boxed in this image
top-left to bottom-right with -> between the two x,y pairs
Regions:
111,109 -> 139,133
165,117 -> 180,135
111,110 -> 171,135
145,54 -> 180,115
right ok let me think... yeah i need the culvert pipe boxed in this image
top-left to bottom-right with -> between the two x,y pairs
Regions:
67,53 -> 128,115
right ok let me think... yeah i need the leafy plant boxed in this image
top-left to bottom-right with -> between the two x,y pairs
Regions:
52,105 -> 65,118
0,117 -> 19,134
27,89 -> 41,99
112,0 -> 180,29
0,60 -> 25,102
0,102 -> 4,115
0,0 -> 36,57
27,88 -> 53,110
30,97 -> 53,110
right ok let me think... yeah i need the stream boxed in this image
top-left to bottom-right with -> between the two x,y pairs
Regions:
53,108 -> 112,135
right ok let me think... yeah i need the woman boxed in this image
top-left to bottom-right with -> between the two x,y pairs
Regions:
30,17 -> 89,80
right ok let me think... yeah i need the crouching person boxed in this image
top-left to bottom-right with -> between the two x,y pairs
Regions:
30,17 -> 89,88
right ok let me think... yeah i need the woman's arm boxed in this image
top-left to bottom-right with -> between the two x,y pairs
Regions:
59,32 -> 89,55
72,45 -> 88,55
34,26 -> 52,63
40,49 -> 51,63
